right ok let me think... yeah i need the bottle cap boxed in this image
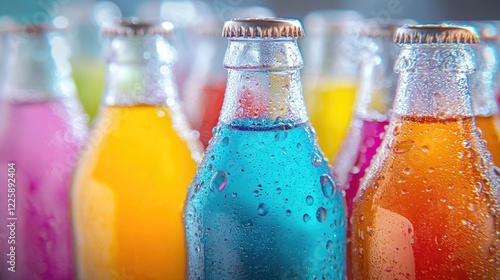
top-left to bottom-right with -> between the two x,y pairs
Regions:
442,21 -> 499,41
0,24 -> 60,34
360,19 -> 416,38
394,24 -> 479,44
102,18 -> 174,37
222,18 -> 304,38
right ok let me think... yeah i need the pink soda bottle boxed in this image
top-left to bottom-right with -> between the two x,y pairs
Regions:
0,25 -> 87,280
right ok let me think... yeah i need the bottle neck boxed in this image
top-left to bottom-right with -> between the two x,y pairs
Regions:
103,35 -> 178,106
354,36 -> 398,121
393,45 -> 476,118
1,31 -> 76,102
220,38 -> 308,127
470,40 -> 499,116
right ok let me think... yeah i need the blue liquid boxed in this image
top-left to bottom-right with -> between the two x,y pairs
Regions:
184,119 -> 347,279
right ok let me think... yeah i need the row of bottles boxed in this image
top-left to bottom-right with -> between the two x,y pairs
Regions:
0,17 -> 499,279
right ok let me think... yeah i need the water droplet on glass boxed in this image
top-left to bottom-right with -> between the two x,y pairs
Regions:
402,166 -> 411,175
222,137 -> 230,146
297,142 -> 303,152
468,202 -> 477,212
306,195 -> 314,206
320,174 -> 336,198
457,151 -> 464,159
286,209 -> 292,216
253,190 -> 259,197
232,192 -> 237,197
393,123 -> 402,136
326,240 -> 334,250
428,167 -> 435,173
258,203 -> 269,216
316,207 -> 327,222
392,140 -> 414,154
157,110 -> 165,117
311,154 -> 322,167
366,226 -> 374,236
359,214 -> 365,223
421,145 -> 429,153
194,181 -> 205,193
276,187 -> 282,194
210,171 -> 227,192
282,147 -> 287,155
303,214 -> 311,223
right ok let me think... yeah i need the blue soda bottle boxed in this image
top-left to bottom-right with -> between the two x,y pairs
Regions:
184,18 -> 347,279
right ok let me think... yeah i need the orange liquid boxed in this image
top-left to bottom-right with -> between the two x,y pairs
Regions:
71,105 -> 197,279
476,115 -> 500,166
352,115 -> 500,279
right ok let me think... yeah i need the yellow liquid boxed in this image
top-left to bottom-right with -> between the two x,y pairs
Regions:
305,79 -> 357,159
476,115 -> 500,165
71,57 -> 106,120
72,105 -> 197,280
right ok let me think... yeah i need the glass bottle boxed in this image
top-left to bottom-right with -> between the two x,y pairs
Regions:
184,18 -> 347,279
0,24 -> 87,280
333,19 -> 414,279
183,7 -> 274,148
352,24 -> 500,279
302,10 -> 363,158
71,20 -> 202,280
469,22 -> 500,165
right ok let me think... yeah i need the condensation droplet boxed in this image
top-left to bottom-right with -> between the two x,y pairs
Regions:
303,214 -> 311,223
253,190 -> 259,197
210,171 -> 227,192
428,167 -> 435,173
194,181 -> 205,193
276,187 -> 282,194
311,154 -> 322,167
392,140 -> 414,154
297,142 -> 303,152
306,195 -> 314,206
222,137 -> 230,146
320,174 -> 336,198
326,240 -> 334,250
258,203 -> 269,216
402,166 -> 412,175
421,145 -> 429,153
286,209 -> 292,216
359,214 -> 365,223
316,207 -> 327,222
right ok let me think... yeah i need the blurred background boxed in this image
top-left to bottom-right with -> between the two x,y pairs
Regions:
1,0 -> 499,124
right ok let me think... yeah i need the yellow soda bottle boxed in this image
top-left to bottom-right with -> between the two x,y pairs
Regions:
71,20 -> 202,280
302,10 -> 363,158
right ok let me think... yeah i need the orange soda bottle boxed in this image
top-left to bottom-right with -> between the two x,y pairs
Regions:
469,22 -> 500,165
302,10 -> 363,158
71,20 -> 202,279
352,24 -> 500,279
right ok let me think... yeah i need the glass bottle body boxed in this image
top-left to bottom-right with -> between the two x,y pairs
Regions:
0,28 -> 87,279
352,44 -> 500,279
302,11 -> 362,158
185,37 -> 347,279
71,32 -> 199,279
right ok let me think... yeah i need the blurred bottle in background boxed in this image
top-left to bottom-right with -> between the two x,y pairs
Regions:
183,6 -> 275,148
71,20 -> 201,280
0,24 -> 88,280
64,1 -> 121,121
161,0 -> 212,102
301,10 -> 363,159
333,18 -> 414,279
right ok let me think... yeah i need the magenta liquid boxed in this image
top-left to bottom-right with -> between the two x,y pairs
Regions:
333,118 -> 389,218
0,99 -> 86,280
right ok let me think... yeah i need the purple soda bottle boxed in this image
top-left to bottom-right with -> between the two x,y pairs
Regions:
0,25 -> 87,280
332,19 -> 414,279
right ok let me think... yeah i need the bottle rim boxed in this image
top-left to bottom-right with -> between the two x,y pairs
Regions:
394,24 -> 479,45
222,18 -> 304,38
102,18 -> 174,37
